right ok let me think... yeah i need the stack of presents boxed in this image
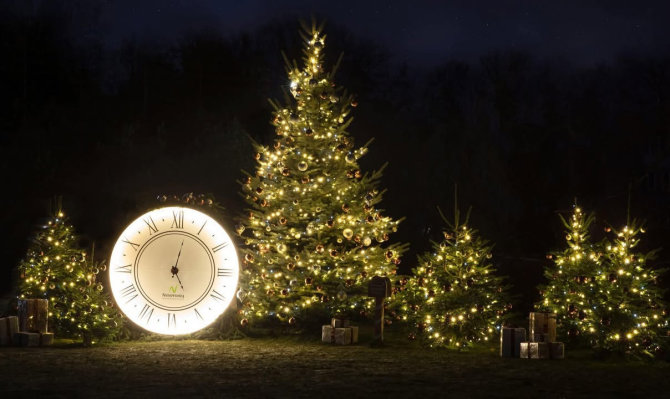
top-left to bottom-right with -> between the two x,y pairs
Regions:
0,299 -> 54,347
322,316 -> 359,345
501,312 -> 564,359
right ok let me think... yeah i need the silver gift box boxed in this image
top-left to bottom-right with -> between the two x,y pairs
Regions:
520,342 -> 550,359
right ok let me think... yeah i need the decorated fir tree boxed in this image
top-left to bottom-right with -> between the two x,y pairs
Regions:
537,205 -> 605,343
597,220 -> 668,356
18,209 -> 122,344
396,207 -> 510,348
539,205 -> 669,357
237,23 -> 406,325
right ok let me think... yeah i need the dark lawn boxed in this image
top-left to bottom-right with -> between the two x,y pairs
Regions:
1,331 -> 669,398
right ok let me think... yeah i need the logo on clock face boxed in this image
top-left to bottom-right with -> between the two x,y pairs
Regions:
109,206 -> 239,335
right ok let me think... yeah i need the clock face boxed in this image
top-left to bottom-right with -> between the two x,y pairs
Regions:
109,206 -> 239,335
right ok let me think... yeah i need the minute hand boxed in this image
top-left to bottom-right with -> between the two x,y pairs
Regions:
175,240 -> 184,268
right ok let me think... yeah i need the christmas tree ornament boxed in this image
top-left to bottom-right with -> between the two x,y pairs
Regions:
336,283 -> 347,301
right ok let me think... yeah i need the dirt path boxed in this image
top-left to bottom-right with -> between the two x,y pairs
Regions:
1,339 -> 669,398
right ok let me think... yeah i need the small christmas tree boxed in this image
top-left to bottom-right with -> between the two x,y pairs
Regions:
397,207 -> 510,348
597,220 -> 669,356
237,22 -> 406,326
537,205 -> 605,343
18,209 -> 122,344
539,204 -> 669,357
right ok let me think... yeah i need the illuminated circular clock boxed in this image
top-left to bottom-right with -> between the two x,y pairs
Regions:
109,206 -> 239,335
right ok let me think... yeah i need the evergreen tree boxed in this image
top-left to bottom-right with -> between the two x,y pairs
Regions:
597,220 -> 668,356
396,207 -> 510,348
18,209 -> 122,344
237,22 -> 406,326
537,205 -> 605,343
538,205 -> 669,357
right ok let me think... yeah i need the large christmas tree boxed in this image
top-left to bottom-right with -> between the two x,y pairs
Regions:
18,209 -> 122,344
539,205 -> 669,357
396,208 -> 510,348
537,205 -> 605,343
237,23 -> 406,325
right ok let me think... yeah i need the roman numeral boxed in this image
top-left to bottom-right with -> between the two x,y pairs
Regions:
120,285 -> 137,303
212,242 -> 228,252
143,216 -> 159,235
139,304 -> 154,322
122,238 -> 140,251
194,308 -> 203,321
210,290 -> 226,302
168,313 -> 177,328
217,268 -> 233,277
115,264 -> 132,274
197,220 -> 207,235
171,210 -> 184,229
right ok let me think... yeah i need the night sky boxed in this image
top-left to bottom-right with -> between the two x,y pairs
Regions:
3,0 -> 670,310
98,0 -> 670,66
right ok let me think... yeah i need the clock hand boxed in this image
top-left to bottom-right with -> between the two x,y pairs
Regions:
173,270 -> 184,290
175,240 -> 184,268
170,240 -> 184,276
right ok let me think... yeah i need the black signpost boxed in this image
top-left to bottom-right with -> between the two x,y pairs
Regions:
368,276 -> 391,346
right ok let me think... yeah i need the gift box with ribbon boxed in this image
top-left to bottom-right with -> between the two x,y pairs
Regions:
321,325 -> 359,345
529,312 -> 556,343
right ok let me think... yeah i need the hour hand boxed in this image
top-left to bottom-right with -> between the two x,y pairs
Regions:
173,271 -> 184,290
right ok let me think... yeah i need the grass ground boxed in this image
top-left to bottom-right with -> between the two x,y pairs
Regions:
1,325 -> 670,398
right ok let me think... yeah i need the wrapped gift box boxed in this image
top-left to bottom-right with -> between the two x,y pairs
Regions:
331,317 -> 350,328
0,317 -> 9,346
529,312 -> 556,343
0,316 -> 20,346
349,326 -> 359,344
549,342 -> 564,359
14,332 -> 40,347
520,342 -> 550,359
322,325 -> 357,345
40,332 -> 55,346
18,299 -> 49,333
333,327 -> 352,345
500,327 -> 526,357
322,325 -> 332,343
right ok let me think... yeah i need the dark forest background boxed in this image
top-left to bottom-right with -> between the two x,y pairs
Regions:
2,2 -> 670,312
